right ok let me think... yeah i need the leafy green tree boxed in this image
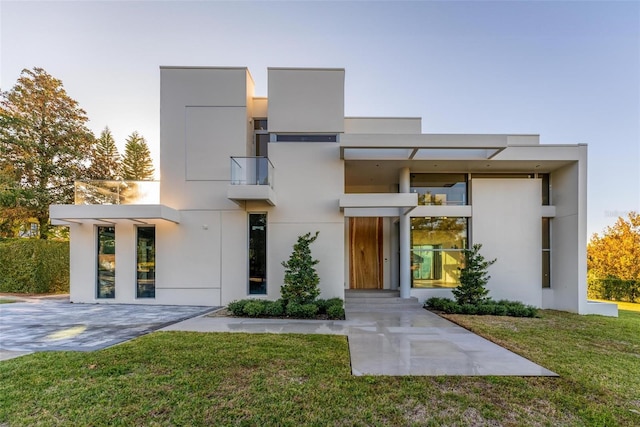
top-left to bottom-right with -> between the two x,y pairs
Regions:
0,67 -> 94,238
122,131 -> 155,180
88,127 -> 121,180
281,231 -> 321,305
452,243 -> 496,305
588,211 -> 640,281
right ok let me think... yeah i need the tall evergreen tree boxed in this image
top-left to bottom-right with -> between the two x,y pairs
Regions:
280,231 -> 321,305
0,67 -> 95,238
88,127 -> 121,180
452,244 -> 497,305
122,131 -> 155,180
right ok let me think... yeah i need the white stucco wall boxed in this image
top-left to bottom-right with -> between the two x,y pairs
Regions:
268,68 -> 345,133
344,117 -> 422,134
471,178 -> 542,306
256,142 -> 345,300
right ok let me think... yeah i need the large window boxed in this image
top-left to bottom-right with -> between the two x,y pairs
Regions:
136,227 -> 156,298
410,174 -> 467,205
411,217 -> 467,288
97,226 -> 116,298
249,213 -> 267,294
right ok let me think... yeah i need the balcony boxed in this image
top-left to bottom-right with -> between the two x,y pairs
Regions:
227,157 -> 277,205
75,180 -> 159,205
51,180 -> 178,225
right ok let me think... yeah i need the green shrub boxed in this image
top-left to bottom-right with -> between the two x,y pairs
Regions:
243,301 -> 266,317
476,303 -> 496,315
325,298 -> 344,308
460,303 -> 478,315
264,300 -> 284,317
424,297 -> 450,311
423,296 -> 538,317
492,304 -> 508,316
286,302 -> 318,318
285,302 -> 302,317
0,239 -> 69,293
314,299 -> 328,313
441,300 -> 461,314
227,299 -> 250,316
301,303 -> 319,318
327,304 -> 345,320
588,277 -> 639,302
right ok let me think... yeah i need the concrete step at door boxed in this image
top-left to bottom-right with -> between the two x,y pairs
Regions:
344,290 -> 400,298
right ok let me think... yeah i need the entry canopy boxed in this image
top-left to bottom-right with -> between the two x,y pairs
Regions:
340,133 -> 509,161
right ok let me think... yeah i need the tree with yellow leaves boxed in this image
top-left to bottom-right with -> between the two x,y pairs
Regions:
588,211 -> 640,301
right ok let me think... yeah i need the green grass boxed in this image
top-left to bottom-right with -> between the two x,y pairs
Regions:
1,310 -> 639,426
593,299 -> 640,312
0,298 -> 18,304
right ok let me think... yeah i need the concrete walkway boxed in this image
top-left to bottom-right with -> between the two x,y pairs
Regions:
162,305 -> 557,377
0,295 -> 215,361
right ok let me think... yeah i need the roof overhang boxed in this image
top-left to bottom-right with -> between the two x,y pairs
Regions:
50,204 -> 180,225
340,193 -> 418,217
340,134 -> 508,161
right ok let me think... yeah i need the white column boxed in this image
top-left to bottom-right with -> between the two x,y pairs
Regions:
399,167 -> 411,299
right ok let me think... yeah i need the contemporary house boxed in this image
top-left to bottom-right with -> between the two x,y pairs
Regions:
50,66 -> 617,316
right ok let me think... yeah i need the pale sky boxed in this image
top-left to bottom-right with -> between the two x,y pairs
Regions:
1,0 -> 638,237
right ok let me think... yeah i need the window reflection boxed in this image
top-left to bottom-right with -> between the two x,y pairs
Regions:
410,174 -> 467,205
137,227 -> 155,298
97,226 -> 115,298
411,217 -> 467,288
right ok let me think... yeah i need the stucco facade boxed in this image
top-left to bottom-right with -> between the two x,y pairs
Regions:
50,66 -> 617,316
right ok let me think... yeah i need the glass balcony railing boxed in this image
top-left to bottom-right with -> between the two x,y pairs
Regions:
75,180 -> 159,205
230,157 -> 274,188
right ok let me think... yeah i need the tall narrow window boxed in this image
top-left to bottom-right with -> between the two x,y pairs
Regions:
249,213 -> 267,294
97,226 -> 116,298
137,227 -> 156,298
542,218 -> 551,288
254,119 -> 269,185
540,174 -> 550,205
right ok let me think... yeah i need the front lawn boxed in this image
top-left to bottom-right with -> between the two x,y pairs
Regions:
2,310 -> 639,426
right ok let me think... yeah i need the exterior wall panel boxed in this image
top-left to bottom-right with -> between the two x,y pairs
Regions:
471,178 -> 542,307
268,68 -> 345,133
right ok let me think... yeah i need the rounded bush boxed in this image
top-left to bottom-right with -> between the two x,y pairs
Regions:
476,303 -> 496,315
285,302 -> 302,317
314,299 -> 328,314
460,303 -> 478,315
325,298 -> 344,308
286,302 -> 319,318
300,303 -> 319,318
243,301 -> 265,317
227,299 -> 250,316
327,304 -> 345,320
442,300 -> 461,314
492,304 -> 508,316
425,297 -> 450,311
264,300 -> 284,317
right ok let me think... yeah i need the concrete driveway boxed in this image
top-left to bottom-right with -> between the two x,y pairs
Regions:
0,295 -> 215,360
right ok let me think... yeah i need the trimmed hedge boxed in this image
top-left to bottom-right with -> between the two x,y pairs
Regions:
227,297 -> 345,320
588,277 -> 639,302
0,239 -> 69,294
424,297 -> 539,318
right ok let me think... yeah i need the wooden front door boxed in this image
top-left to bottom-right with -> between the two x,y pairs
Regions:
349,217 -> 383,289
